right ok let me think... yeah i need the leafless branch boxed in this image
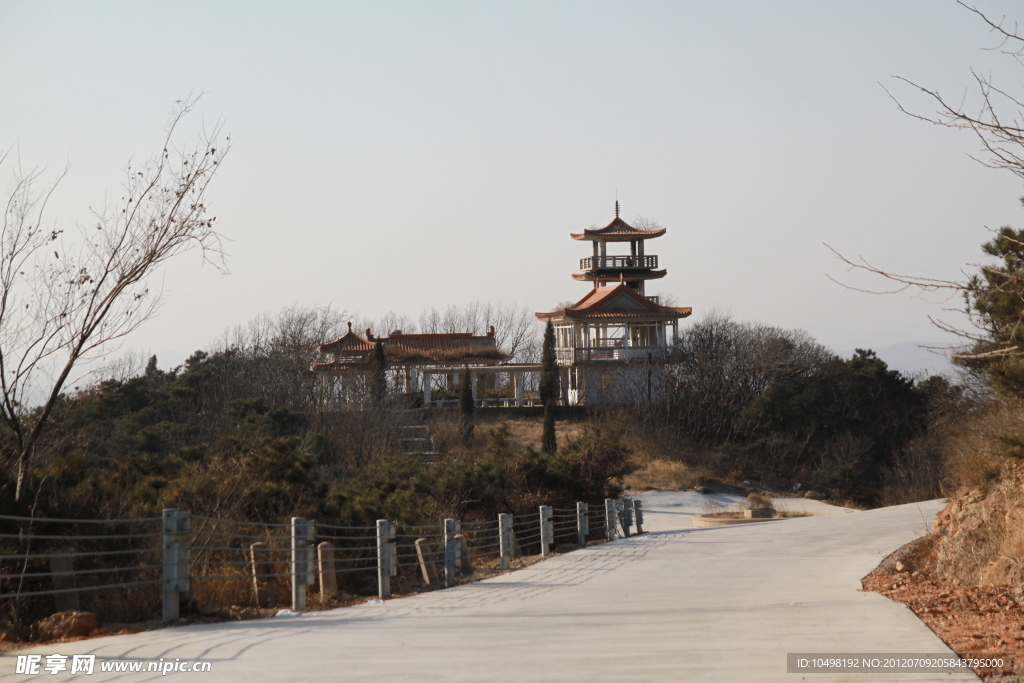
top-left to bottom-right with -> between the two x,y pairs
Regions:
0,95 -> 230,499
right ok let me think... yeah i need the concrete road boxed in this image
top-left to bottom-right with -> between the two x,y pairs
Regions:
1,493 -> 975,682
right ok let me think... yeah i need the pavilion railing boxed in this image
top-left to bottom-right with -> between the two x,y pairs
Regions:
579,255 -> 658,270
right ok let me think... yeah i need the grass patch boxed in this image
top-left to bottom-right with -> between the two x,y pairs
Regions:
622,459 -> 707,491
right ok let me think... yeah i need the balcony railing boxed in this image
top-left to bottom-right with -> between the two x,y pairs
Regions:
579,254 -> 658,270
555,346 -> 667,364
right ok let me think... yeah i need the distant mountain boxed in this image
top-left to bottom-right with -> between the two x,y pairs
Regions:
839,341 -> 956,379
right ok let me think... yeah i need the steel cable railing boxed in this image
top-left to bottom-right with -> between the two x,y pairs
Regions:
1,498 -> 635,627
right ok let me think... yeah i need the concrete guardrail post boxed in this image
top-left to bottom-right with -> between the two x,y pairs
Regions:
620,498 -> 633,538
415,538 -> 439,585
539,505 -> 553,556
318,541 -> 336,602
633,500 -> 644,534
290,517 -> 314,611
453,533 -> 473,575
498,513 -> 513,570
376,519 -> 396,599
48,552 -> 79,612
250,542 -> 274,606
604,499 -> 616,541
576,502 -> 589,546
162,508 -> 191,622
444,518 -> 460,587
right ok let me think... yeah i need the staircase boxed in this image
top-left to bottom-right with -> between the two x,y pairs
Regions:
396,409 -> 440,465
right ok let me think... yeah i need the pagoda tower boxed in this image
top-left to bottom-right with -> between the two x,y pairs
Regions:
571,201 -> 667,296
535,203 -> 691,406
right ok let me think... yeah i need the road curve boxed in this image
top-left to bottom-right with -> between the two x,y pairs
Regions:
0,493 -> 974,682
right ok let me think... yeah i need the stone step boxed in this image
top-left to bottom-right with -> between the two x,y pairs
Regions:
401,438 -> 434,452
398,424 -> 428,434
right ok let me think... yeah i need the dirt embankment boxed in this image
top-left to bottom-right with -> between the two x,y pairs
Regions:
863,468 -> 1024,680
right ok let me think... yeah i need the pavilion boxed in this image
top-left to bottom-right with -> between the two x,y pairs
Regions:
535,202 -> 692,404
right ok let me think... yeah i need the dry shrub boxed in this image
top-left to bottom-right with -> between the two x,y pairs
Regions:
919,401 -> 1024,587
932,466 -> 1024,587
878,430 -> 946,506
191,567 -> 265,610
744,493 -> 773,510
941,401 -> 1019,493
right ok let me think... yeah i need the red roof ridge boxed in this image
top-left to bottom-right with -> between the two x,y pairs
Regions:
535,283 -> 690,321
570,216 -> 667,241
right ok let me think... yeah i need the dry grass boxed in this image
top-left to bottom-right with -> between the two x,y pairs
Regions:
745,492 -> 773,510
902,401 -> 1024,588
942,401 -> 1021,494
497,416 -> 586,451
622,459 -> 707,491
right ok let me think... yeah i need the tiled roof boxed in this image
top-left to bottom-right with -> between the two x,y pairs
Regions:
387,333 -> 474,352
314,327 -> 511,367
570,216 -> 666,241
386,333 -> 509,362
553,307 -> 692,320
310,361 -> 364,372
318,324 -> 375,354
535,283 -> 691,322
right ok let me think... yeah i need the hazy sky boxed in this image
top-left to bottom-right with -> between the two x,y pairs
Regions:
3,0 -> 1024,367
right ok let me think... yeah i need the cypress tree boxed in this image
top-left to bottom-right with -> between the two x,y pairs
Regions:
539,321 -> 559,405
540,320 -> 559,454
369,340 -> 387,403
542,402 -> 557,455
459,366 -> 475,443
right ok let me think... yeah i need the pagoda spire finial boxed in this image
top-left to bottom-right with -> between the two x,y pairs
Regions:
615,200 -> 620,218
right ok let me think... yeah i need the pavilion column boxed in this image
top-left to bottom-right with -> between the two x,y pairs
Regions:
514,371 -> 523,407
470,371 -> 478,402
423,372 -> 432,405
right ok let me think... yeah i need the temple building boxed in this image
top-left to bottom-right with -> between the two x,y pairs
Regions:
312,202 -> 689,408
535,203 -> 692,405
311,323 -> 540,407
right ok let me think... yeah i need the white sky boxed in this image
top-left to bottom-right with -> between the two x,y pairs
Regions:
3,0 -> 1024,365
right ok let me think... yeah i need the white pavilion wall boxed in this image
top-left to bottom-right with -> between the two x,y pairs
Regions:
575,362 -> 668,406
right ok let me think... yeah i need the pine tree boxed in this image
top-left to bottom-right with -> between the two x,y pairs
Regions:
540,321 -> 559,454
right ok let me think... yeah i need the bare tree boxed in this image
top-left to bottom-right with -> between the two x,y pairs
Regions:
417,300 -> 538,362
666,310 -> 835,445
0,96 -> 230,500
829,2 -> 1024,360
216,304 -> 348,410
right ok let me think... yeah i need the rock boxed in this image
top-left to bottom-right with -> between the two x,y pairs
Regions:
804,490 -> 825,500
0,630 -> 14,643
37,611 -> 97,641
895,559 -> 916,573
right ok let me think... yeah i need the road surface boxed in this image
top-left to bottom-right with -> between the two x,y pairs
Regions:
1,492 -> 974,682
